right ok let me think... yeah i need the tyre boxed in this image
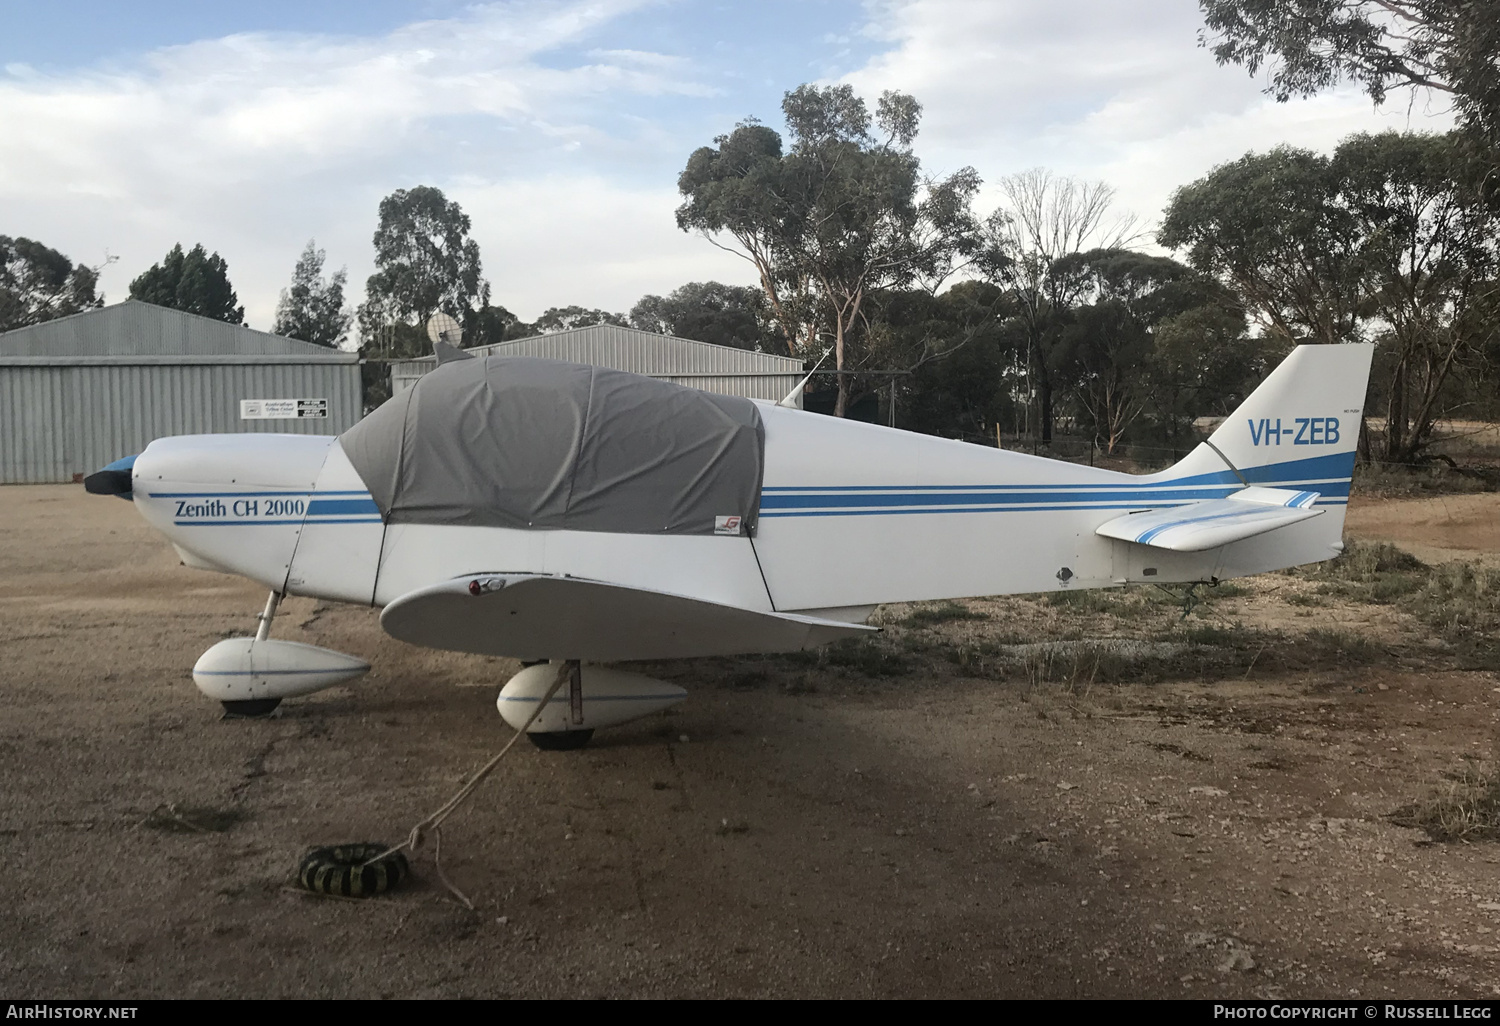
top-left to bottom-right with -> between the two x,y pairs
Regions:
221,698 -> 281,718
297,842 -> 408,898
526,729 -> 594,751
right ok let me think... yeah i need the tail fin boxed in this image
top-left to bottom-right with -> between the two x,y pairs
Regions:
1157,342 -> 1374,576
1168,343 -> 1373,489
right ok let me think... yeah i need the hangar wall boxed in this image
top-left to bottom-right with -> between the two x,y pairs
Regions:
0,357 -> 362,484
0,303 -> 362,484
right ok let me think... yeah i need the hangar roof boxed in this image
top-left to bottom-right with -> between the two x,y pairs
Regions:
469,324 -> 802,375
389,323 -> 803,402
0,300 -> 354,362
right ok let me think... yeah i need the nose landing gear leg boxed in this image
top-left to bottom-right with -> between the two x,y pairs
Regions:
221,591 -> 284,719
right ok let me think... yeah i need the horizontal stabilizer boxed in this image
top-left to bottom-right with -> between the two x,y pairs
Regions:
1095,487 -> 1323,553
380,574 -> 876,661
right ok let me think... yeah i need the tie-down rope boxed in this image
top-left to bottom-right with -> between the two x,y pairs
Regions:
366,660 -> 573,909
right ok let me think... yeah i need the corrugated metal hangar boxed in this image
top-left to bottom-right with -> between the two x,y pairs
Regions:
0,300 -> 361,484
390,324 -> 805,404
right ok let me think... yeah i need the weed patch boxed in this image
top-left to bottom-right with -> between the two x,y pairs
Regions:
1390,761 -> 1500,842
899,601 -> 989,628
1353,463 -> 1499,498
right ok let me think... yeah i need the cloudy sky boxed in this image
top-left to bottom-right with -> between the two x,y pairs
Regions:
0,0 -> 1456,329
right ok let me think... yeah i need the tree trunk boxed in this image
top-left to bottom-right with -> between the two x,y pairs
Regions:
834,314 -> 848,418
1384,355 -> 1408,462
1039,374 -> 1053,445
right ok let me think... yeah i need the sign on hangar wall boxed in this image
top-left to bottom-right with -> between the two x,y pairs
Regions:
240,399 -> 329,420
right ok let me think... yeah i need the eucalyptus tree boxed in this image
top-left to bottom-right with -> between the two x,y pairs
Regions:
1198,1 -> 1500,196
991,169 -> 1143,443
1333,131 -> 1499,461
0,235 -> 102,331
629,281 -> 773,351
678,84 -> 988,416
1158,147 -> 1364,346
1050,249 -> 1245,455
530,306 -> 628,333
358,185 -> 490,358
129,243 -> 244,324
1162,132 -> 1500,463
272,241 -> 350,348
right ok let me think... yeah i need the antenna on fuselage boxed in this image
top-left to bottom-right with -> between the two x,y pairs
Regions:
777,349 -> 831,409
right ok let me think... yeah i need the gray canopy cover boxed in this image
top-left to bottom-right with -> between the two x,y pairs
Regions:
340,356 -> 765,536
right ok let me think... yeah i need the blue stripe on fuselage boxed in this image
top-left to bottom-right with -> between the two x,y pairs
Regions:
306,497 -> 380,516
758,452 -> 1356,518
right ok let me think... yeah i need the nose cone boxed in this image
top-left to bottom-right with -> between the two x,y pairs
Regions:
131,434 -> 336,590
84,455 -> 138,499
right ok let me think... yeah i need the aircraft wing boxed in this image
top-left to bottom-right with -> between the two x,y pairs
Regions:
1094,486 -> 1323,553
380,574 -> 877,661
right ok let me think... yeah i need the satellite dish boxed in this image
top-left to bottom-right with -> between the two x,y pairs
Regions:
426,313 -> 462,348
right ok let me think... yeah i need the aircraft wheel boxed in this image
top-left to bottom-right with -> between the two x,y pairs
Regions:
221,698 -> 282,718
527,729 -> 594,751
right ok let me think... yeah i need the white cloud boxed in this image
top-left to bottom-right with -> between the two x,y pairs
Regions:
0,0 -> 735,327
455,176 -> 753,317
2,0 -> 1462,332
845,0 -> 1457,235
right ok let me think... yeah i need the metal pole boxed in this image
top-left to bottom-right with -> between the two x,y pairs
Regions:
255,591 -> 281,642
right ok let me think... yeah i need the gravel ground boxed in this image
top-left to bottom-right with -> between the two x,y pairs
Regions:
1,484 -> 1497,998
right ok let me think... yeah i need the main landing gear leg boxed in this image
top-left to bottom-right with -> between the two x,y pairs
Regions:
221,591 -> 285,719
526,660 -> 594,751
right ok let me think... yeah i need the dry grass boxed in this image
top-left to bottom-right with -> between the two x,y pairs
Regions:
1353,463 -> 1499,498
1391,761 -> 1500,843
1299,540 -> 1500,665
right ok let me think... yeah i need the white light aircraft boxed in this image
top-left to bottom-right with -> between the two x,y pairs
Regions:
87,342 -> 1374,749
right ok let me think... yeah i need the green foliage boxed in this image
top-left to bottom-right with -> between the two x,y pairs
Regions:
898,601 -> 989,628
677,84 -> 988,416
1160,146 -> 1362,345
128,243 -> 243,324
1198,2 -> 1500,210
530,306 -> 627,333
1304,539 -> 1428,603
1410,561 -> 1500,652
272,240 -> 349,348
467,305 -> 528,347
358,185 -> 490,358
1161,132 -> 1500,464
0,235 -> 102,331
1199,2 -> 1495,138
1049,248 -> 1243,453
630,281 -> 775,352
1301,540 -> 1500,660
876,281 -> 1016,437
1199,0 -> 1454,105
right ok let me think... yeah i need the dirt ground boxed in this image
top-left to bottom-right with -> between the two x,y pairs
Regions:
2,484 -> 1498,999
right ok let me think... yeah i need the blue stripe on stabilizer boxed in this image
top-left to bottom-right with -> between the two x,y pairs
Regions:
1135,507 -> 1284,545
